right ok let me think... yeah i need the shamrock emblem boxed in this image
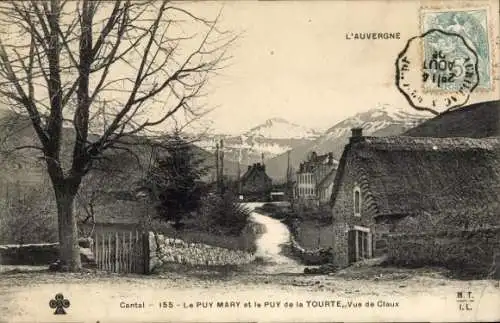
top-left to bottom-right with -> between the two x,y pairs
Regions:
49,293 -> 70,315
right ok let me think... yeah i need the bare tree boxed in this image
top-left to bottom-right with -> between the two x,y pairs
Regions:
0,0 -> 233,271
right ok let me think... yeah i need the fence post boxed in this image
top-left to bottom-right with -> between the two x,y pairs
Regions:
94,233 -> 99,269
107,233 -> 111,271
134,230 -> 139,273
128,231 -> 134,272
115,232 -> 119,273
142,231 -> 150,274
122,231 -> 126,273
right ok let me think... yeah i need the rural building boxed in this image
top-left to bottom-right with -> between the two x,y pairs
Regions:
330,128 -> 500,267
240,163 -> 273,201
295,151 -> 336,206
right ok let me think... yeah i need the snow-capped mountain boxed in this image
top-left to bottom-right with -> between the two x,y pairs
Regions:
245,117 -> 321,140
264,105 -> 433,180
322,104 -> 431,139
195,118 -> 321,166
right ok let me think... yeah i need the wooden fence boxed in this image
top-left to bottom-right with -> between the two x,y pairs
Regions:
92,230 -> 149,274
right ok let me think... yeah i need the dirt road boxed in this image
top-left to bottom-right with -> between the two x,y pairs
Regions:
245,202 -> 304,274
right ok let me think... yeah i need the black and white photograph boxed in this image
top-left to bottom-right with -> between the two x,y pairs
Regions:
0,0 -> 499,322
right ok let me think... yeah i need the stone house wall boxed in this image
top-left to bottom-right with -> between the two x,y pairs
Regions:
331,152 -> 385,267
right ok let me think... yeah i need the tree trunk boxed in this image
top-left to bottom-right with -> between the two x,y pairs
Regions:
55,187 -> 82,271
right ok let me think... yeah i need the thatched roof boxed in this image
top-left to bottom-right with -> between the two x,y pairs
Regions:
330,136 -> 500,218
404,100 -> 500,138
241,163 -> 271,184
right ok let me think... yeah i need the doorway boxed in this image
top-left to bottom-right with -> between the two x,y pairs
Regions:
347,226 -> 373,264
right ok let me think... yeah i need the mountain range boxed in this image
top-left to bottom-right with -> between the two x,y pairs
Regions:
7,100 -> 486,185
194,117 -> 321,167
195,104 -> 434,181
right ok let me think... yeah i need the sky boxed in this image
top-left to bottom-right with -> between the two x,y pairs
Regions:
191,0 -> 499,134
0,1 -> 497,136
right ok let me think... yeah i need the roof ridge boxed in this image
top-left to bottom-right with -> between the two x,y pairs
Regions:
353,136 -> 500,151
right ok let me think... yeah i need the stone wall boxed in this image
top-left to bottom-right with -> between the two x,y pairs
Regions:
385,227 -> 500,277
148,232 -> 255,271
373,223 -> 394,257
330,153 -> 380,267
0,238 -> 95,267
0,243 -> 58,265
331,223 -> 349,266
290,235 -> 333,265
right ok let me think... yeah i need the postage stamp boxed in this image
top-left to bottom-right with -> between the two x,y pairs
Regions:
396,29 -> 479,113
421,8 -> 493,91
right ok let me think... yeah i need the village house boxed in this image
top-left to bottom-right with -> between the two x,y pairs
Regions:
295,151 -> 336,206
329,128 -> 500,267
240,163 -> 273,201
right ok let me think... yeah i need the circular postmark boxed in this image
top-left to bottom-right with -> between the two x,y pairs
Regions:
396,29 -> 479,114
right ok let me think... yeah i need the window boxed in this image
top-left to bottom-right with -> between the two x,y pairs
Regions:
353,186 -> 361,217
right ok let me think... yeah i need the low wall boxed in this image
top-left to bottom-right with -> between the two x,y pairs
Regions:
385,227 -> 500,277
290,236 -> 333,265
0,238 -> 95,267
148,232 -> 255,271
0,243 -> 58,265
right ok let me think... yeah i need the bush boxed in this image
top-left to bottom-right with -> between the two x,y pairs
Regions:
0,185 -> 57,245
198,192 -> 252,236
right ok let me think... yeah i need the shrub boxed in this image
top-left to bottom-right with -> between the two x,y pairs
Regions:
0,185 -> 57,244
143,131 -> 210,230
198,192 -> 252,236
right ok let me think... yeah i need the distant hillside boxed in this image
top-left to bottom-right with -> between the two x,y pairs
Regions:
404,100 -> 500,138
0,112 -> 240,193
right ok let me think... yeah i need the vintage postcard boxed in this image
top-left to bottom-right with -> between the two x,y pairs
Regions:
0,0 -> 499,322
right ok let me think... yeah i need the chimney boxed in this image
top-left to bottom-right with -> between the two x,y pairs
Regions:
350,127 -> 364,143
328,152 -> 334,165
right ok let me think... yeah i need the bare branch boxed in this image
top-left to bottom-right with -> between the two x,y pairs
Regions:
0,0 -> 234,192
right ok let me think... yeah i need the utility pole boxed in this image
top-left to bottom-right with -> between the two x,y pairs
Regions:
220,139 -> 225,195
215,141 -> 219,194
237,140 -> 242,195
286,150 -> 291,201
